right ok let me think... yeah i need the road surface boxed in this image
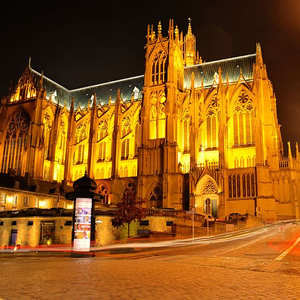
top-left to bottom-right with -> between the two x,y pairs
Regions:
0,221 -> 299,300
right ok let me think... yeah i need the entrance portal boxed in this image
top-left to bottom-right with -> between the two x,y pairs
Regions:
195,175 -> 219,218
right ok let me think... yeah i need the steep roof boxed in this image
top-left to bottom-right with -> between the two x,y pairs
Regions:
184,54 -> 256,89
29,53 -> 256,109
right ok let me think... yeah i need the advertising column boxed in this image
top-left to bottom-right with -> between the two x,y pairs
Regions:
74,198 -> 92,251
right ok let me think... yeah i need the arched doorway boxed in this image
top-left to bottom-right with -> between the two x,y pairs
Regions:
195,175 -> 218,218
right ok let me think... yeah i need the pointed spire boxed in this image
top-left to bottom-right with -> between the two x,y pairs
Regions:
157,20 -> 162,38
175,25 -> 179,41
288,141 -> 292,160
187,17 -> 192,35
296,142 -> 299,160
150,24 -> 155,41
226,73 -> 229,86
109,94 -> 112,105
256,43 -> 264,66
168,18 -> 174,40
218,66 -> 222,85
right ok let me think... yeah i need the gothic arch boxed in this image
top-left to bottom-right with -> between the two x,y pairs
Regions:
96,182 -> 110,204
194,174 -> 219,216
148,183 -> 163,209
229,84 -> 255,113
1,107 -> 30,174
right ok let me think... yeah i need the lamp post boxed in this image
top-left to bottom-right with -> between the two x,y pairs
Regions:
65,172 -> 101,252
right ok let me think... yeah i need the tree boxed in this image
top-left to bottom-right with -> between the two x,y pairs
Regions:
111,189 -> 146,238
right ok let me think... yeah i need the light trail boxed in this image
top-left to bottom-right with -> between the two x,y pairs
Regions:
275,237 -> 300,261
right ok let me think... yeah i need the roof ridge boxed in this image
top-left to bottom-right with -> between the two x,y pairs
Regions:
30,67 -> 70,92
70,74 -> 144,92
184,53 -> 256,69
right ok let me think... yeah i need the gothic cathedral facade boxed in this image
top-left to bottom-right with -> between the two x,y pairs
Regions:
0,20 -> 299,221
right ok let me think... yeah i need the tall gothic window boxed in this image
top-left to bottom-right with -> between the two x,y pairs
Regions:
98,142 -> 106,161
150,105 -> 157,139
151,51 -> 167,85
44,111 -> 52,159
77,145 -> 84,164
121,117 -> 131,159
98,120 -> 108,141
135,123 -> 140,156
158,106 -> 166,138
183,115 -> 190,152
206,97 -> 218,149
149,185 -> 163,208
75,123 -> 87,144
233,91 -> 254,146
1,108 -> 30,174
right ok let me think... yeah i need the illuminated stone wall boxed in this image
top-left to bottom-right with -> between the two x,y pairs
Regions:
0,19 -> 299,222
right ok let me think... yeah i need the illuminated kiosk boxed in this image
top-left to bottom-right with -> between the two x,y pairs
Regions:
65,172 -> 101,251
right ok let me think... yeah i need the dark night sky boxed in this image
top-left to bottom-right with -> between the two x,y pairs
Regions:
0,0 -> 299,155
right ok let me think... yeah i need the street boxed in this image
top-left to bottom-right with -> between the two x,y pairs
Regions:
0,222 -> 300,300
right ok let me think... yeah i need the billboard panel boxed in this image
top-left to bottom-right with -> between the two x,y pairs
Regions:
74,198 -> 92,251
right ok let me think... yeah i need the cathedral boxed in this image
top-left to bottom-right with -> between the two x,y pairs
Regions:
0,19 -> 299,222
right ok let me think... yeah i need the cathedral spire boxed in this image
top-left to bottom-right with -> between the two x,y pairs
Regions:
184,18 -> 196,66
256,43 -> 264,66
157,21 -> 162,38
168,19 -> 174,40
187,17 -> 192,35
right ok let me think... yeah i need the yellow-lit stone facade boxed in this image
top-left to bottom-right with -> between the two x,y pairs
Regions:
0,19 -> 299,221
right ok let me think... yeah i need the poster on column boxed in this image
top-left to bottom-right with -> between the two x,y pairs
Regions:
74,198 -> 92,251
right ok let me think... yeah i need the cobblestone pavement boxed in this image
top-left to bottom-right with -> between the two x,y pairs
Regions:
0,253 -> 300,300
1,223 -> 300,300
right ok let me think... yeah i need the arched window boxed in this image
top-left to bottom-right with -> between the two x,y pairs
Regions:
121,117 -> 131,159
77,145 -> 84,164
183,115 -> 190,152
206,97 -> 218,149
150,185 -> 163,208
43,111 -> 52,159
151,52 -> 167,85
133,165 -> 137,176
247,174 -> 251,197
237,175 -> 240,197
202,180 -> 217,195
251,174 -> 255,197
1,108 -> 30,174
75,123 -> 87,144
121,139 -> 130,159
98,120 -> 108,140
242,174 -> 246,197
98,142 -> 106,161
158,106 -> 165,138
233,91 -> 254,146
124,166 -> 128,177
150,105 -> 157,139
96,183 -> 109,204
233,175 -> 236,198
135,123 -> 140,156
